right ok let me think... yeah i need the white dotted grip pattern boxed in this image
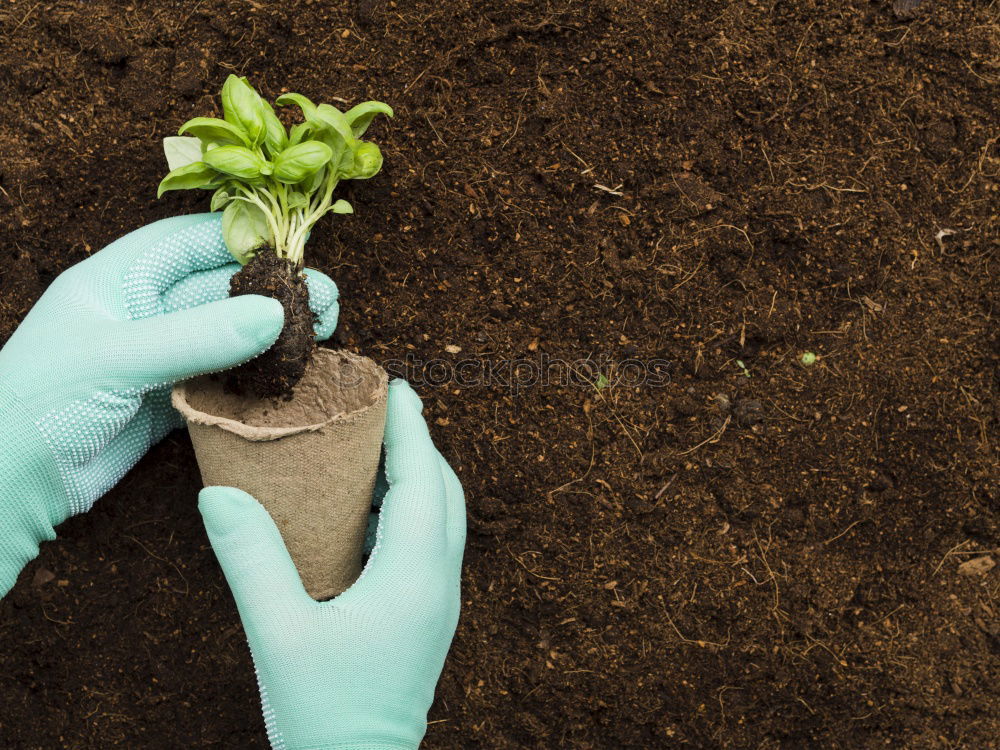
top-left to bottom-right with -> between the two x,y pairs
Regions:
26,216 -> 338,520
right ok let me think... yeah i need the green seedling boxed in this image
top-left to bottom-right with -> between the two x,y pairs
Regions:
158,75 -> 392,267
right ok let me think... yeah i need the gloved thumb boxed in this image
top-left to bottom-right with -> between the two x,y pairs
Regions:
199,486 -> 305,621
115,295 -> 284,385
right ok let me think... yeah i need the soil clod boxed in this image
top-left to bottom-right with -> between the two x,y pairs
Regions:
227,250 -> 315,400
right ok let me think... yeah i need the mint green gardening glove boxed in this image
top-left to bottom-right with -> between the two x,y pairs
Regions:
199,379 -> 465,750
0,212 -> 339,598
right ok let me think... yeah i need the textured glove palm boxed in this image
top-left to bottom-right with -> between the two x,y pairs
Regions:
0,213 -> 339,596
200,380 -> 465,750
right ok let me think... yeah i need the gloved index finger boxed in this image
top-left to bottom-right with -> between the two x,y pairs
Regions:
162,264 -> 340,342
116,214 -> 235,320
356,380 -> 448,588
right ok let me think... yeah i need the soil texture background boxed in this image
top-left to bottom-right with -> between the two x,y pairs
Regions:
0,0 -> 998,747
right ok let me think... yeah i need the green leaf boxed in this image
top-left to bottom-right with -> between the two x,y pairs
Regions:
261,101 -> 288,159
210,186 -> 232,212
288,121 -> 314,146
317,133 -> 348,177
203,145 -> 266,179
335,144 -> 355,178
329,199 -> 353,214
157,162 -> 220,198
343,101 -> 393,137
163,136 -> 203,171
221,75 -> 266,147
222,200 -> 271,264
287,103 -> 351,168
346,141 -> 383,180
272,140 -> 333,184
286,190 -> 309,210
276,92 -> 317,121
302,167 -> 327,195
315,104 -> 356,144
178,117 -> 250,147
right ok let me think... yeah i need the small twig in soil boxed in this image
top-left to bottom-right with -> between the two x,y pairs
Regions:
172,0 -> 206,34
425,114 -> 447,146
11,2 -> 40,33
864,604 -> 907,628
693,223 -> 755,257
932,539 -> 972,577
566,362 -> 643,460
501,111 -> 523,150
741,567 -> 769,586
403,66 -> 429,94
822,518 -> 871,546
678,415 -> 730,456
593,183 -> 624,196
753,526 -> 781,616
667,255 -> 705,293
660,602 -> 730,649
767,400 -> 810,423
507,545 -> 563,582
796,696 -> 817,715
41,607 -> 73,626
653,475 -> 677,501
126,535 -> 189,595
802,632 -> 849,667
963,59 -> 1000,85
560,142 -> 592,174
793,19 -> 817,61
547,409 -> 596,498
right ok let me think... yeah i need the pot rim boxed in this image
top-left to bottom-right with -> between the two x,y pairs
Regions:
171,349 -> 388,442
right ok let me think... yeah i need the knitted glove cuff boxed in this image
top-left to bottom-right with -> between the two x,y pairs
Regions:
0,380 -> 67,588
292,742 -> 418,750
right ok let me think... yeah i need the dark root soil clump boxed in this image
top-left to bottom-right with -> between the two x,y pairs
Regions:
227,250 -> 314,399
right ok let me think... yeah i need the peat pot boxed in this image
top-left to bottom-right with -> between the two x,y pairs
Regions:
173,348 -> 388,600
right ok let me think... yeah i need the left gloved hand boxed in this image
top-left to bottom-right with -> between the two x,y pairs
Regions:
0,212 -> 339,598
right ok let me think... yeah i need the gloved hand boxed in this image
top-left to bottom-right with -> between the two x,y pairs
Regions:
0,213 -> 339,597
199,379 -> 465,750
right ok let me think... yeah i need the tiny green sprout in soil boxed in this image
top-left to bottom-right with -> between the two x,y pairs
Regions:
158,74 -> 392,398
800,352 -> 818,366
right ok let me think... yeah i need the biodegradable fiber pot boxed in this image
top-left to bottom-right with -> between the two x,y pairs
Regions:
172,348 -> 388,601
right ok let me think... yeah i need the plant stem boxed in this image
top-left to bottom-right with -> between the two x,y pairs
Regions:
256,185 -> 286,256
234,185 -> 283,254
287,170 -> 339,265
275,182 -> 290,251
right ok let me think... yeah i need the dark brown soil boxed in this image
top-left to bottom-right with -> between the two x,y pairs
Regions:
0,1 -> 998,748
228,250 -> 315,399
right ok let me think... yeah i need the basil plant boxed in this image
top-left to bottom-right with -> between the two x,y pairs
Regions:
159,75 -> 392,266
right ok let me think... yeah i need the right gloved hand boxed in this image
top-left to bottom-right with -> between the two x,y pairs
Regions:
198,379 -> 465,750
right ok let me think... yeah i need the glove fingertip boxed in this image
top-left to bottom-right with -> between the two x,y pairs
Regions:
198,486 -> 258,537
303,269 -> 339,342
313,300 -> 340,341
303,268 -> 339,307
388,379 -> 424,413
222,295 -> 285,352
